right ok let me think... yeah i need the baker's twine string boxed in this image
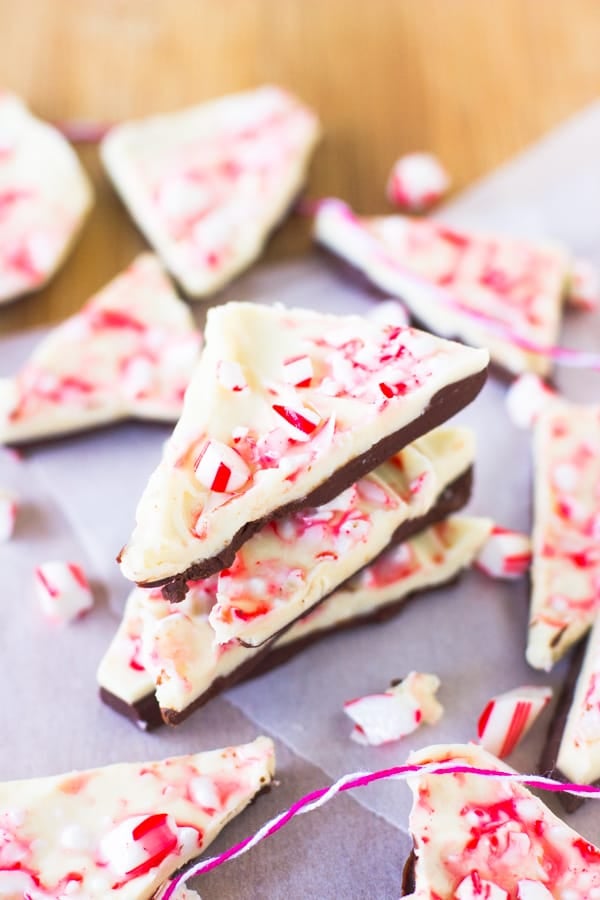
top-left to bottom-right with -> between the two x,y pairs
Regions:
303,197 -> 600,371
162,760 -> 600,898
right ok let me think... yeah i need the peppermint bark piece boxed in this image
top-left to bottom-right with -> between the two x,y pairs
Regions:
527,399 -> 600,671
0,736 -> 274,900
0,254 -> 201,444
315,200 -> 571,378
119,302 -> 488,595
402,742 -> 600,899
100,515 -> 490,727
0,92 -> 93,304
542,615 -> 600,796
208,426 -> 475,646
101,86 -> 320,298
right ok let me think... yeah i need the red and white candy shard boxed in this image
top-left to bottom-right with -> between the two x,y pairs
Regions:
101,85 -> 321,298
527,398 -> 600,671
475,526 -> 532,580
403,742 -> 600,899
0,487 -> 17,541
567,258 -> 599,311
477,685 -> 552,758
344,672 -> 443,746
0,92 -> 93,304
0,254 -> 201,444
119,301 -> 488,589
505,373 -> 557,429
0,736 -> 274,899
314,199 -> 571,378
556,613 -> 600,785
34,560 -> 93,623
386,152 -> 450,212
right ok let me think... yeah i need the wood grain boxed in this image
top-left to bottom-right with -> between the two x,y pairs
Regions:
0,0 -> 599,333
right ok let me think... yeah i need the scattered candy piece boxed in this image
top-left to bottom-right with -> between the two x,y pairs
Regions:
386,152 -> 450,212
0,737 -> 273,899
404,742 -> 600,898
0,488 -> 17,541
195,439 -> 251,493
0,93 -> 93,305
344,671 -> 443,746
34,560 -> 93,623
505,373 -> 557,429
477,685 -> 552,758
475,526 -> 532,579
101,86 -> 321,298
567,258 -> 599,311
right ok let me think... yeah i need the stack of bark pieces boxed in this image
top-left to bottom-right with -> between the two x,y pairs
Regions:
98,301 -> 491,729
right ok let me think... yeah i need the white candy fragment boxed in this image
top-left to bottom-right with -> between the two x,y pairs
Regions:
34,561 -> 93,622
271,402 -> 322,442
475,526 -> 532,579
477,685 -> 552,758
344,671 -> 443,746
516,882 -> 553,900
366,299 -> 411,328
505,373 -> 556,429
100,813 -> 181,877
195,439 -> 251,493
386,152 -> 450,212
282,354 -> 313,388
217,360 -> 248,392
455,873 -> 508,900
0,488 -> 17,541
567,258 -> 599,311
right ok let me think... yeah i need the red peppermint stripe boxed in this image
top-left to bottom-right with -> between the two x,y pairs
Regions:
272,404 -> 320,436
499,700 -> 532,758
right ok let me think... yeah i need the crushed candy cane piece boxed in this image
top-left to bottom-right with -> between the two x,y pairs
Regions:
386,152 -> 450,212
505,373 -> 557,429
455,873 -> 508,900
195,439 -> 251,493
34,560 -> 93,622
0,488 -> 17,541
272,402 -> 322,441
475,526 -> 532,579
477,685 -> 552,758
344,671 -> 442,745
217,360 -> 248,392
567,258 -> 599,311
516,882 -> 553,900
282,354 -> 313,388
100,813 -> 183,877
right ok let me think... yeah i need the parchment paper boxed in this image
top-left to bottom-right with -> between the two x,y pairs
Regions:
1,101 -> 600,898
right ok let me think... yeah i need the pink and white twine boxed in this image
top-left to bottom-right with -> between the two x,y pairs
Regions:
162,761 -> 600,897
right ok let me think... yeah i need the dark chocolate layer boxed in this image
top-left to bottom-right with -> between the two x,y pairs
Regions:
103,467 -> 472,729
538,636 -> 592,813
99,685 -> 163,732
401,850 -> 416,895
142,367 -> 487,601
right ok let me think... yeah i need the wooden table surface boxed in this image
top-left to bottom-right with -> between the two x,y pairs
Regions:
0,0 -> 599,334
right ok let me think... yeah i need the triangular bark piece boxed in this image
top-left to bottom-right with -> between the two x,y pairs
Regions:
315,200 -> 571,378
0,254 -> 201,444
403,742 -> 600,898
0,736 -> 274,898
102,86 -> 320,297
119,302 -> 488,593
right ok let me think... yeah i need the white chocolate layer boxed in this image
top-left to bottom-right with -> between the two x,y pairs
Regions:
102,86 -> 320,298
315,200 -> 570,377
527,399 -> 600,670
99,514 -> 490,720
0,254 -> 201,444
0,92 -> 93,304
404,742 -> 600,899
556,615 -> 600,784
0,736 -> 274,899
119,302 -> 488,585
